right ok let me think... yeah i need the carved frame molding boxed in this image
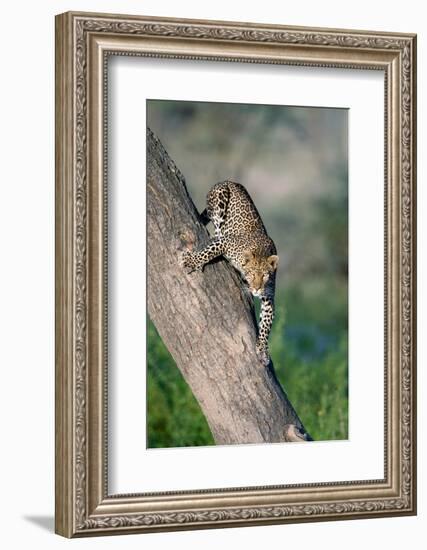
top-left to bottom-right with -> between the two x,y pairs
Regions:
55,11 -> 416,537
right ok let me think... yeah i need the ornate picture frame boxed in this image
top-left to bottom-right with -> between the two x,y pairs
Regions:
55,11 -> 417,537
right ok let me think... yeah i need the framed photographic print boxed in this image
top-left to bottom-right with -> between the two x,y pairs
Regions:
55,11 -> 417,537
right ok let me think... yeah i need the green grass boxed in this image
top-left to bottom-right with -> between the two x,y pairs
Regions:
147,279 -> 348,447
270,306 -> 348,442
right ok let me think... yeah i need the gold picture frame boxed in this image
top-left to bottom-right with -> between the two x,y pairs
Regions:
55,11 -> 417,537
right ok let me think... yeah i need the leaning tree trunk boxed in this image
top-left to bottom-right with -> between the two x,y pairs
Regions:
147,128 -> 311,444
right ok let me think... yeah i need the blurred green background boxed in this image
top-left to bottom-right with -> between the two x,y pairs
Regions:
147,100 -> 348,447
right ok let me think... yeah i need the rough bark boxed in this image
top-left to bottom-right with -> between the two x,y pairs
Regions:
147,128 -> 311,445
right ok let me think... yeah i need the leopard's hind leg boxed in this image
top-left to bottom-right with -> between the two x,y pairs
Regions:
205,182 -> 230,237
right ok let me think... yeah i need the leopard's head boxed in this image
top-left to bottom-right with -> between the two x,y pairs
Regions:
241,251 -> 279,297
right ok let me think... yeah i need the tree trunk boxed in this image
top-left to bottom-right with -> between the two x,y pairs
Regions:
147,128 -> 311,445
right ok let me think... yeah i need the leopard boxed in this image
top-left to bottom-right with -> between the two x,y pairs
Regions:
180,180 -> 279,366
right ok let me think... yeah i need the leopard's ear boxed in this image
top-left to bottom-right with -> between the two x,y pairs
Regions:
243,250 -> 254,265
267,255 -> 279,271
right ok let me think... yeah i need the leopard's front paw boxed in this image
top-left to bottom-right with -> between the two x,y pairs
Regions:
179,250 -> 195,272
256,343 -> 271,367
179,250 -> 202,274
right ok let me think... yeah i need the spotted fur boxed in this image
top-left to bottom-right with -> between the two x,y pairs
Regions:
181,181 -> 279,366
